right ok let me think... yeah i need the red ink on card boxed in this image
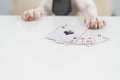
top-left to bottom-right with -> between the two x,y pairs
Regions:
81,38 -> 85,43
87,37 -> 92,43
88,37 -> 91,39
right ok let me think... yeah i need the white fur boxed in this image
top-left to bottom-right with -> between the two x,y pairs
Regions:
22,0 -> 105,29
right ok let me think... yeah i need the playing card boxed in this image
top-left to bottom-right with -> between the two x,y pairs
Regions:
75,30 -> 95,45
92,34 -> 109,44
84,33 -> 110,47
46,24 -> 88,44
46,24 -> 110,46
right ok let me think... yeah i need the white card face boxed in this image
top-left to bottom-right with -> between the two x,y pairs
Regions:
46,24 -> 88,43
75,30 -> 95,45
92,34 -> 109,44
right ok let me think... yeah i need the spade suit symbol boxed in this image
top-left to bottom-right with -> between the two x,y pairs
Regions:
64,30 -> 74,35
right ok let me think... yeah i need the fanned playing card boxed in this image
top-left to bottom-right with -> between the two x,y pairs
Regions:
46,24 -> 87,44
75,30 -> 95,45
92,34 -> 110,44
46,24 -> 110,46
85,33 -> 110,47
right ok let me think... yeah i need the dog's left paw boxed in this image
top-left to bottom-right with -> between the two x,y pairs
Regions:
84,17 -> 106,29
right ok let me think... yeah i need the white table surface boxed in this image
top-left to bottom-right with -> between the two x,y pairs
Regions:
0,16 -> 120,80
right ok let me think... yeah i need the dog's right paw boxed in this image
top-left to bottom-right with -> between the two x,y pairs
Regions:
84,17 -> 106,29
22,9 -> 43,21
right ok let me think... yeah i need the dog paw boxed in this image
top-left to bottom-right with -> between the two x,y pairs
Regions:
84,17 -> 106,29
22,9 -> 43,21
